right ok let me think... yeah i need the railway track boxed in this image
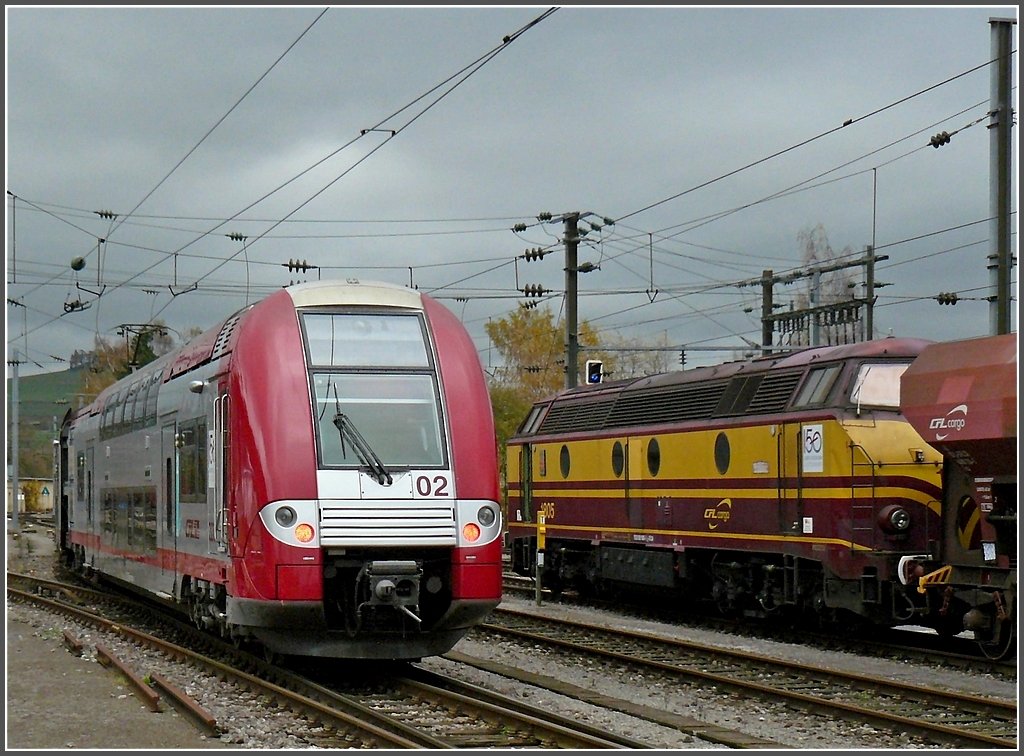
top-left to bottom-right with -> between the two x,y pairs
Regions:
479,604 -> 1018,750
6,572 -> 648,748
502,574 -> 1018,677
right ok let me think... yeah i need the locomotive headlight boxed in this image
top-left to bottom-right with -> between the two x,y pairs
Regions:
878,505 -> 911,534
462,523 -> 482,542
294,523 -> 315,543
275,506 -> 297,528
477,505 -> 496,527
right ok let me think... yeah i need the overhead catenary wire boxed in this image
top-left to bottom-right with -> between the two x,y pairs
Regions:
5,8 -> 560,351
613,55 -> 1008,226
101,8 -> 331,247
6,18 -> 1009,366
147,7 -> 559,322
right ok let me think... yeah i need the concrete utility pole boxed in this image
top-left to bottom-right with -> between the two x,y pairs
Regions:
988,17 -> 1015,335
564,212 -> 580,389
9,348 -> 20,530
864,245 -> 876,340
761,269 -> 774,355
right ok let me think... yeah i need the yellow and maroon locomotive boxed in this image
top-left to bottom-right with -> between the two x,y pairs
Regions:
507,337 -> 946,631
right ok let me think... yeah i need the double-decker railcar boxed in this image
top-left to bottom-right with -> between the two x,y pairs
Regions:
56,279 -> 502,660
506,337 -> 946,631
899,332 -> 1016,658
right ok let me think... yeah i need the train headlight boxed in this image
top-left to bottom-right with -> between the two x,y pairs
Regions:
878,505 -> 911,534
259,500 -> 318,548
477,505 -> 496,527
456,499 -> 502,547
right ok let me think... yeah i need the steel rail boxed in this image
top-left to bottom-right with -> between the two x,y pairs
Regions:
482,605 -> 1017,749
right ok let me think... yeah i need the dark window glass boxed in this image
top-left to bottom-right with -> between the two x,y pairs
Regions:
714,432 -> 731,475
611,441 -> 624,478
559,445 -> 571,479
647,438 -> 661,477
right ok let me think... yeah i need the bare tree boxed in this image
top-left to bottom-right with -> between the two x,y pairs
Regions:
783,224 -> 859,346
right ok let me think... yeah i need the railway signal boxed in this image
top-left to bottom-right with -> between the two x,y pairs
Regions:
585,359 -> 603,384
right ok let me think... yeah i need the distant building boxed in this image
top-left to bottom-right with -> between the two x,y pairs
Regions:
69,350 -> 97,371
6,477 -> 55,515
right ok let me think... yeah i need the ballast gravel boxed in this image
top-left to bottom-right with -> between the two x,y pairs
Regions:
7,527 -> 1017,750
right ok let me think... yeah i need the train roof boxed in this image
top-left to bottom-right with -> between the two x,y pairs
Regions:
513,337 -> 934,439
900,333 -> 1017,474
285,278 -> 424,310
74,279 -> 429,419
539,336 -> 933,405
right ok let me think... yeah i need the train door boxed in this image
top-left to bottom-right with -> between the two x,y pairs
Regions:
519,443 -> 534,521
161,422 -> 179,592
777,424 -> 804,534
83,446 -> 96,562
56,421 -> 71,553
624,437 -> 645,530
211,390 -> 229,554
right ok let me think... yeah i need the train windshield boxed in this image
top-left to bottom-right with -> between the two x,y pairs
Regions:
303,312 -> 445,469
849,362 -> 910,409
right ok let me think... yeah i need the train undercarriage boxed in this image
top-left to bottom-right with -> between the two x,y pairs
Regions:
60,542 -> 474,660
512,537 -> 1015,658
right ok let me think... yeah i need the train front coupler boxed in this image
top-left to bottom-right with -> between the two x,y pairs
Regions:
356,560 -> 423,625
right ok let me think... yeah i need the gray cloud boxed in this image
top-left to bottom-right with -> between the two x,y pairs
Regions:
6,5 -> 1017,376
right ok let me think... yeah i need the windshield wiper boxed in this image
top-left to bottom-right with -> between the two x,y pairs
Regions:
851,365 -> 872,417
333,412 -> 393,486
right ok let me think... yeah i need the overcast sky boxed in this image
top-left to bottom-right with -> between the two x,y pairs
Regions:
5,4 -> 1019,379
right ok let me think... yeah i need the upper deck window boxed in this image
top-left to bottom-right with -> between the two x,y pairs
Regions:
304,313 -> 428,368
302,311 -> 445,469
850,362 -> 910,409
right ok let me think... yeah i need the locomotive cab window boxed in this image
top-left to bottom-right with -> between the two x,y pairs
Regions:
518,405 -> 546,435
793,365 -> 840,407
302,312 -> 446,469
849,362 -> 910,409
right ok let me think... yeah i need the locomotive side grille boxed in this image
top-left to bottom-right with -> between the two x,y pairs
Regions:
538,399 -> 615,434
745,372 -> 802,414
211,312 -> 243,359
605,381 -> 727,427
319,500 -> 457,546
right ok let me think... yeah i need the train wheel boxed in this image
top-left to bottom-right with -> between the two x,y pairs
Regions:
933,611 -> 967,638
263,645 -> 282,665
978,617 -> 1015,661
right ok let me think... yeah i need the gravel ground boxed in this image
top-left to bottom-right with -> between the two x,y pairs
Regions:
7,523 -> 1017,750
424,596 -> 1017,749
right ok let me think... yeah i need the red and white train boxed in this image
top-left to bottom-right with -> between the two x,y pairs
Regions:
56,279 -> 503,660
